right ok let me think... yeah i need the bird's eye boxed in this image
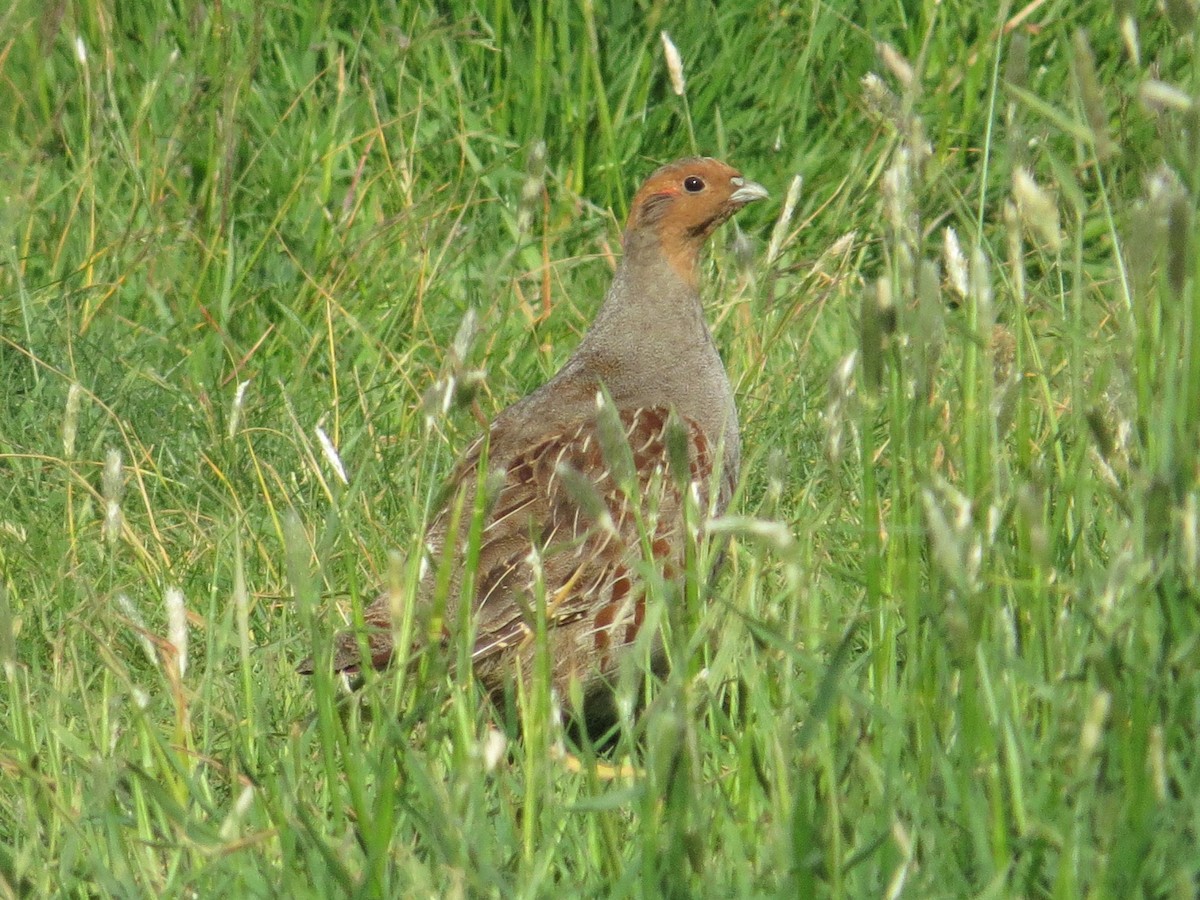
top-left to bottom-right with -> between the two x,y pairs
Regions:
683,176 -> 705,193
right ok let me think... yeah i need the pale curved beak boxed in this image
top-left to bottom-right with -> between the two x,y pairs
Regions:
729,177 -> 769,205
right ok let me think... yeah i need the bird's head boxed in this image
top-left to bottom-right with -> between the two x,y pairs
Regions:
623,157 -> 768,284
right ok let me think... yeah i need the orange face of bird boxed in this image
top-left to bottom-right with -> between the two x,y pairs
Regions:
624,157 -> 768,284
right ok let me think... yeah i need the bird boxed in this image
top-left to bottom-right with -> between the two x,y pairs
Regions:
298,157 -> 768,708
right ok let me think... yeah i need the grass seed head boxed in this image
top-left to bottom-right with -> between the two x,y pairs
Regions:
766,174 -> 802,269
661,32 -> 686,96
1004,201 -> 1025,305
1139,79 -> 1193,114
970,246 -> 994,337
63,383 -> 82,458
916,258 -> 944,373
1013,168 -> 1063,253
824,351 -> 859,464
1071,30 -> 1115,159
517,140 -> 547,233
861,72 -> 901,127
115,593 -> 158,667
315,426 -> 349,486
228,380 -> 250,440
102,449 -> 124,549
942,227 -> 969,302
1166,191 -> 1193,298
165,587 -> 188,678
875,42 -> 914,91
1116,0 -> 1140,63
1079,689 -> 1112,762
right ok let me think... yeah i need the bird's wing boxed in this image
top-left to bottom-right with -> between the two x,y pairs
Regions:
464,405 -> 716,682
315,405 -> 719,682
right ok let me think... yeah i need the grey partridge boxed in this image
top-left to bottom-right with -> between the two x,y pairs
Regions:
298,157 -> 768,701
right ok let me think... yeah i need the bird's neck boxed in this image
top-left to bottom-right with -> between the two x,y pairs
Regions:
562,243 -> 733,439
578,246 -> 710,365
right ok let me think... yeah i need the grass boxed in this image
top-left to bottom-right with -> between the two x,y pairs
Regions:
2,0 -> 1199,895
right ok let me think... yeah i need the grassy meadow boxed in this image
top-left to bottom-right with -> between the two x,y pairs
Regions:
2,0 -> 1199,895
